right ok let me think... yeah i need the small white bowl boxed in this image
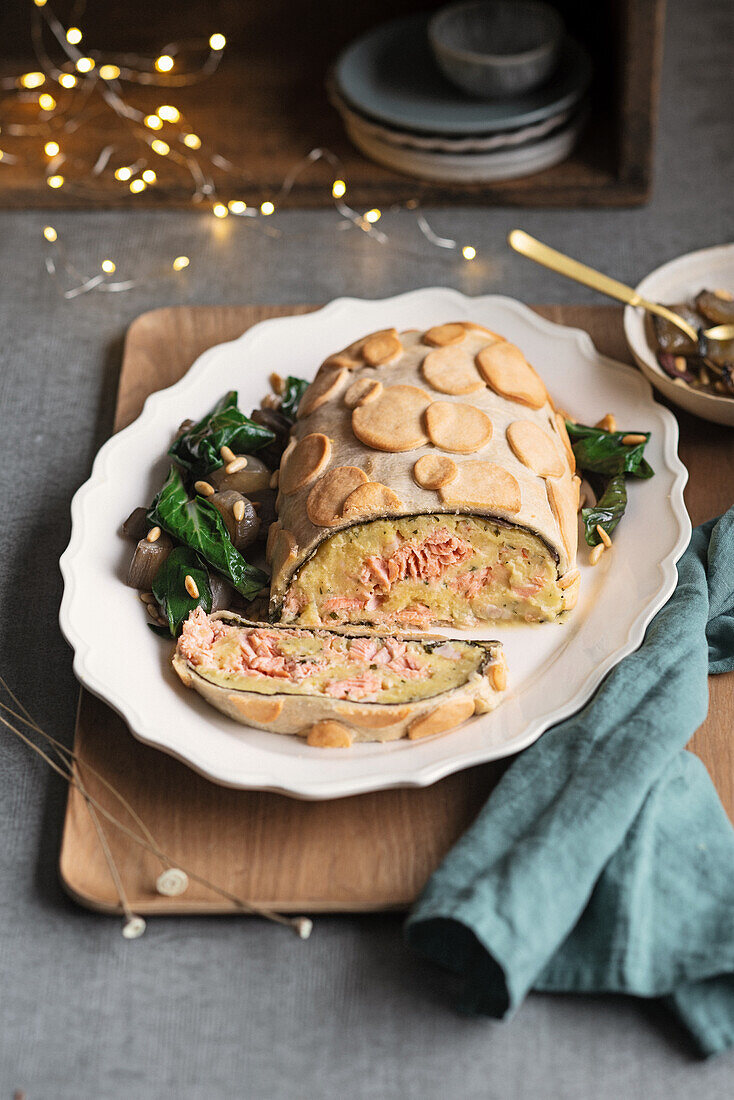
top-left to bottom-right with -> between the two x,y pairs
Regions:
624,243 -> 734,427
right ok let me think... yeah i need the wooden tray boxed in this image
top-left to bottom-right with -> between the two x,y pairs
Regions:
59,304 -> 734,915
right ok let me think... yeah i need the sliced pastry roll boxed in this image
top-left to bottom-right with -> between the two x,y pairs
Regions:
172,609 -> 506,746
269,322 -> 580,629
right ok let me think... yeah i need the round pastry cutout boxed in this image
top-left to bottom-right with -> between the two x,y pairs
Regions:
412,453 -> 458,490
351,384 -> 430,452
425,401 -> 493,454
506,420 -> 565,478
476,341 -> 547,409
279,432 -> 332,495
421,345 -> 484,395
306,465 -> 369,526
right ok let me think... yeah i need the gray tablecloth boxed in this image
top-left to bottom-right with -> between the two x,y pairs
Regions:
1,0 -> 732,1095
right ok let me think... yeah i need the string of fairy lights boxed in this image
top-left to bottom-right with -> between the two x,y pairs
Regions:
0,1 -> 478,298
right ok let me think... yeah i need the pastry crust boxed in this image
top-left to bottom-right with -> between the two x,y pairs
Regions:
173,612 -> 506,745
272,323 -> 578,622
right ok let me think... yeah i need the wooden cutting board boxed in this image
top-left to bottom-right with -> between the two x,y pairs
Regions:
59,304 -> 734,916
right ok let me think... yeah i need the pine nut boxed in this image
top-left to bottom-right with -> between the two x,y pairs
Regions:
589,543 -> 605,566
220,445 -> 236,463
146,603 -> 161,619
261,393 -> 280,410
194,480 -> 215,496
184,574 -> 199,599
139,591 -> 154,603
233,500 -> 245,522
595,413 -> 616,433
714,288 -> 733,301
674,356 -> 687,370
146,526 -> 161,542
596,524 -> 612,548
621,433 -> 646,445
269,371 -> 285,395
225,457 -> 248,474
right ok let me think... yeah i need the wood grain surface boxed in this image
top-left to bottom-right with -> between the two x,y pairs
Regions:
59,303 -> 734,916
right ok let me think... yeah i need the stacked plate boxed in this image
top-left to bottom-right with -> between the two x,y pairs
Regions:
330,14 -> 592,184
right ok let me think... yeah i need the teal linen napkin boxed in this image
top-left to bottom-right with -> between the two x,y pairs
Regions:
406,509 -> 734,1057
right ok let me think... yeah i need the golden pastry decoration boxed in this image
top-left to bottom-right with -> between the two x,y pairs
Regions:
226,695 -> 284,724
351,384 -> 430,452
305,721 -> 354,748
362,330 -> 403,366
279,432 -> 332,495
546,476 -> 580,561
506,420 -> 565,478
476,340 -> 547,408
343,377 -> 384,408
408,697 -> 476,740
553,411 -> 576,472
297,366 -> 349,419
423,322 -> 467,347
412,453 -> 458,490
425,401 -> 493,454
421,345 -> 485,395
438,460 -> 522,513
341,482 -> 402,519
306,465 -> 369,527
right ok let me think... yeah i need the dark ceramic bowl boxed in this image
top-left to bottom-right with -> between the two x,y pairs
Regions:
428,0 -> 564,99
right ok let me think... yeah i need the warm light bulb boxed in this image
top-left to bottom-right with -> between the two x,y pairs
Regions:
212,203 -> 229,218
331,179 -> 346,198
20,72 -> 45,89
156,105 -> 180,123
75,57 -> 95,73
38,93 -> 56,111
34,0 -> 47,6
66,27 -> 82,45
228,200 -> 247,214
114,166 -> 133,181
462,245 -> 477,261
144,114 -> 163,130
260,201 -> 275,216
150,139 -> 170,156
0,150 -> 4,162
99,64 -> 121,80
142,169 -> 156,183
47,174 -> 64,188
209,34 -> 226,50
58,73 -> 77,89
129,178 -> 147,193
172,255 -> 190,271
155,54 -> 174,73
101,259 -> 116,274
43,226 -> 58,242
364,208 -> 381,223
183,133 -> 201,149
44,140 -> 60,156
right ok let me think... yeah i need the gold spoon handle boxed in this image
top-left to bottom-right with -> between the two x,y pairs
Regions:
507,230 -> 699,342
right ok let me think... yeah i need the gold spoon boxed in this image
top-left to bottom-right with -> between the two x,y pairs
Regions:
508,230 -> 734,345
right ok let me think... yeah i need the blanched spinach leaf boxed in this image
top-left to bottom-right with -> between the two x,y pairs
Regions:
151,546 -> 212,637
581,475 -> 627,547
148,466 -> 268,599
169,391 -> 275,479
565,421 -> 654,479
280,376 -> 309,423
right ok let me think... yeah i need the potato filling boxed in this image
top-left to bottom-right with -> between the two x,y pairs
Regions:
179,608 -> 486,704
281,515 -> 562,628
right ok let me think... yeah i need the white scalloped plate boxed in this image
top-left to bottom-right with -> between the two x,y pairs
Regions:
59,291 -> 690,800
